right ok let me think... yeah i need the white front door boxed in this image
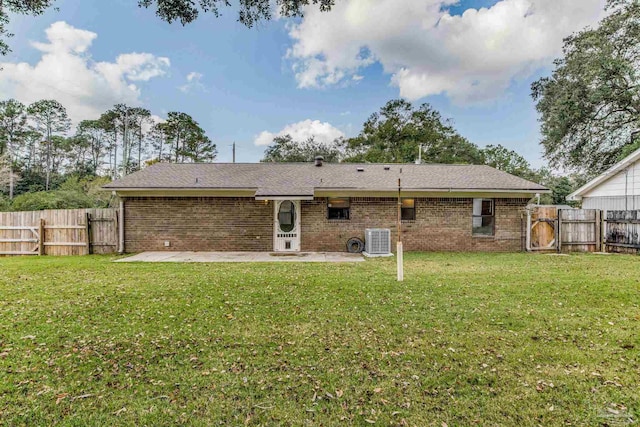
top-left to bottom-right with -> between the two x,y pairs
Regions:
274,200 -> 301,252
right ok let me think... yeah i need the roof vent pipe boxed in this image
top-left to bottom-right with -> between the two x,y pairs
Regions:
314,156 -> 324,167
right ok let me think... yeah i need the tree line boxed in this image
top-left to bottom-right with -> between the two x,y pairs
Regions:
0,98 -> 215,210
3,0 -> 638,178
261,99 -> 583,206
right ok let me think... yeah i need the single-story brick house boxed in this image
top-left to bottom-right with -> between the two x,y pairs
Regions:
104,160 -> 549,253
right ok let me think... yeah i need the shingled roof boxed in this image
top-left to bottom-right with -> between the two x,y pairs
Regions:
104,162 -> 548,195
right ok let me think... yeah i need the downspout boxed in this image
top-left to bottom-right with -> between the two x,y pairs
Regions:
119,198 -> 125,254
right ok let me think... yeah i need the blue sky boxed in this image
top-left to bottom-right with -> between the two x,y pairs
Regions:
2,0 -> 606,165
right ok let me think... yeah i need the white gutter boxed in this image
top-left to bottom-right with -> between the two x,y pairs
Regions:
255,196 -> 314,201
315,187 -> 550,194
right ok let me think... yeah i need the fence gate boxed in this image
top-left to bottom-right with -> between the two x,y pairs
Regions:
527,208 -> 602,253
527,206 -> 558,252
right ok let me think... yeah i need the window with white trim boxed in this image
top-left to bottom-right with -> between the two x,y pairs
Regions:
472,199 -> 495,236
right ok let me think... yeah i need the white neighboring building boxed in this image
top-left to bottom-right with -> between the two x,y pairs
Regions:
568,148 -> 640,211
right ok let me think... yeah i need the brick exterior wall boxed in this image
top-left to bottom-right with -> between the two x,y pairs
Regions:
123,196 -> 528,253
300,197 -> 528,252
124,197 -> 273,252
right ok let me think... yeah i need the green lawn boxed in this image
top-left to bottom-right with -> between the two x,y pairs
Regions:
0,253 -> 638,426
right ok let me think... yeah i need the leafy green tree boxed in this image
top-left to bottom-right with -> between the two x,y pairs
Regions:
180,126 -> 217,162
0,0 -> 55,56
10,190 -> 95,211
59,175 -> 113,207
551,176 -> 574,205
27,100 -> 70,190
138,0 -> 334,27
481,144 -> 536,180
102,104 -> 137,176
0,194 -> 9,211
150,121 -> 170,161
532,0 -> 640,175
12,168 -> 47,195
165,112 -> 195,162
0,99 -> 28,198
532,168 -> 585,206
163,112 -> 215,163
342,99 -> 483,164
0,99 -> 27,156
130,107 -> 152,170
77,120 -> 111,174
20,128 -> 45,173
262,135 -> 342,162
1,1 -> 335,56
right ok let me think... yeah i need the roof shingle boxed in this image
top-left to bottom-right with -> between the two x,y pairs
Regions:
104,162 -> 548,194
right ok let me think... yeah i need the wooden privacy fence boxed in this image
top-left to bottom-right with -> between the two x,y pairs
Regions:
526,208 -> 602,253
605,210 -> 640,252
0,208 -> 118,256
526,207 -> 640,254
558,209 -> 602,253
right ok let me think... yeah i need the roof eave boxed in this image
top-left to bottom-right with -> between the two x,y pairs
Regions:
569,146 -> 640,199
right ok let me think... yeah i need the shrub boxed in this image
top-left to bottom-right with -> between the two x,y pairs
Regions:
0,195 -> 10,212
10,190 -> 95,212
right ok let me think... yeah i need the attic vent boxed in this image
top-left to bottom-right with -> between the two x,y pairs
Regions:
357,167 -> 365,172
383,166 -> 390,171
365,229 -> 391,255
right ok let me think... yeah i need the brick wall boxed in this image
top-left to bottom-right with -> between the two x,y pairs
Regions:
124,197 -> 273,252
300,197 -> 528,252
123,196 -> 528,253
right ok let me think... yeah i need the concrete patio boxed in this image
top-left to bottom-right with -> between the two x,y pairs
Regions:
115,251 -> 365,263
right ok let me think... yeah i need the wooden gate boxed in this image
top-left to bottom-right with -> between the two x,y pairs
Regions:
527,206 -> 558,252
0,208 -> 118,256
526,208 -> 602,253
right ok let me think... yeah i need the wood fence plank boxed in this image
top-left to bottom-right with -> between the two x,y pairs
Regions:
0,208 -> 117,257
38,219 -> 45,256
86,213 -> 92,255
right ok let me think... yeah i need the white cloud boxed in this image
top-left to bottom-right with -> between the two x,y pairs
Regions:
254,119 -> 345,146
287,0 -> 607,104
0,21 -> 170,125
178,71 -> 205,93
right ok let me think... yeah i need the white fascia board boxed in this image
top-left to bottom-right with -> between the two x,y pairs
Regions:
569,147 -> 640,200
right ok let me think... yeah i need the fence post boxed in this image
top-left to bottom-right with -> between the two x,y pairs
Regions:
555,209 -> 561,253
601,211 -> 607,253
38,218 -> 45,256
525,209 -> 531,252
85,212 -> 92,255
595,210 -> 602,252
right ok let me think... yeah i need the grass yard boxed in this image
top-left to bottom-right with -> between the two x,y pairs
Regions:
0,253 -> 639,426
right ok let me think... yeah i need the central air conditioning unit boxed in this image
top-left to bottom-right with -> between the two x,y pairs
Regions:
364,229 -> 392,257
